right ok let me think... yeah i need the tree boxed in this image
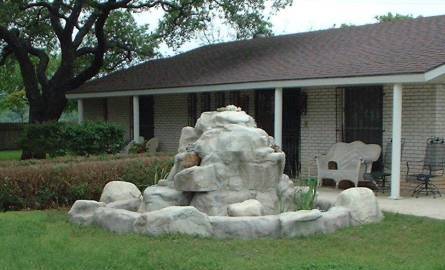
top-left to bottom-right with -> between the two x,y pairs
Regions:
0,0 -> 291,159
375,12 -> 417,23
0,0 -> 292,125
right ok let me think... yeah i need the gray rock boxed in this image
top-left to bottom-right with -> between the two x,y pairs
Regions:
139,185 -> 190,212
107,198 -> 141,212
68,200 -> 105,225
190,190 -> 254,216
315,197 -> 333,211
280,207 -> 350,238
134,206 -> 212,237
174,165 -> 219,192
178,127 -> 199,152
227,199 -> 263,217
335,187 -> 383,225
277,174 -> 296,212
210,215 -> 280,239
93,207 -> 141,234
99,181 -> 141,204
255,190 -> 279,215
145,137 -> 159,154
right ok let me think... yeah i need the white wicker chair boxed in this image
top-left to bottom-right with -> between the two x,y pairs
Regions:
316,141 -> 381,187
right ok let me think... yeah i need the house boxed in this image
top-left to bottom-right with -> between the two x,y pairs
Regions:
66,15 -> 445,199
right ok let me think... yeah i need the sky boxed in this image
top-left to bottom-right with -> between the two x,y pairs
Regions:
134,0 -> 445,56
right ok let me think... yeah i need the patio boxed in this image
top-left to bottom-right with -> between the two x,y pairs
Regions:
318,187 -> 445,220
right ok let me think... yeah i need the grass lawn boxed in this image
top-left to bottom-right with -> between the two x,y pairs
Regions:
0,211 -> 444,270
0,150 -> 21,161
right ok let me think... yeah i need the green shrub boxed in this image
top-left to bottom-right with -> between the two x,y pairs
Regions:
0,154 -> 173,211
294,177 -> 318,210
20,122 -> 125,158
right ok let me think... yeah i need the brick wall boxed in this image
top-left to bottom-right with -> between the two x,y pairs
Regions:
83,98 -> 106,121
299,87 -> 338,177
107,97 -> 131,141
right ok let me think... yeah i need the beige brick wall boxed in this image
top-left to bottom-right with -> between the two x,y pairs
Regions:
299,87 -> 338,177
83,98 -> 105,121
382,84 -> 444,175
107,97 -> 131,141
153,94 -> 189,153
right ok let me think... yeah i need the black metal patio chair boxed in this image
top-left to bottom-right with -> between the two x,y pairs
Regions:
363,139 -> 404,193
406,137 -> 444,198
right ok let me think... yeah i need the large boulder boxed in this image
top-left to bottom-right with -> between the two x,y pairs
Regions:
100,181 -> 141,204
335,187 -> 383,225
227,199 -> 263,217
68,200 -> 105,225
93,207 -> 141,234
210,215 -> 280,239
139,185 -> 191,212
107,198 -> 141,212
134,206 -> 212,237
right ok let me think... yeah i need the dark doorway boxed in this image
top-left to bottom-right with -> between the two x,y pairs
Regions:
139,96 -> 154,140
344,86 -> 383,146
255,89 -> 302,178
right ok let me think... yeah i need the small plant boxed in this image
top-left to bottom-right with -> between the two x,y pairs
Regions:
294,177 -> 318,210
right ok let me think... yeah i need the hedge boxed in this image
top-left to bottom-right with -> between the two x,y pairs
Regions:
19,121 -> 125,158
0,154 -> 173,211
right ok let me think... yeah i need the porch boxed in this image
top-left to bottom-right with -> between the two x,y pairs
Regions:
72,82 -> 445,199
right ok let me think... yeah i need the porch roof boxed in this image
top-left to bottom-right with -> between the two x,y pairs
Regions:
68,15 -> 445,99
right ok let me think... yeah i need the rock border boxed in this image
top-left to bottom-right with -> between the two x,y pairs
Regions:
69,187 -> 383,239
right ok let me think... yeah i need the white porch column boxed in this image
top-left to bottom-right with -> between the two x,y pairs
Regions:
133,96 -> 140,143
390,83 -> 403,199
77,99 -> 84,124
274,87 -> 283,148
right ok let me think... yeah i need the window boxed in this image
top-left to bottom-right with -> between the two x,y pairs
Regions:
200,93 -> 211,113
214,92 -> 225,109
187,93 -> 198,126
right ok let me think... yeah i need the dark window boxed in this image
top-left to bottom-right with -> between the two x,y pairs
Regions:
187,93 -> 198,126
214,92 -> 225,109
200,93 -> 211,113
230,91 -> 250,112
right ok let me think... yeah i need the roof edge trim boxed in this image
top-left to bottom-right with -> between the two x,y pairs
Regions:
66,72 -> 433,99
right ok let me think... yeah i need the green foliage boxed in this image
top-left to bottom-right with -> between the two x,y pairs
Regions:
19,122 -> 125,158
120,158 -> 174,189
375,12 -> 417,23
294,177 -> 318,210
0,155 -> 173,211
63,122 -> 125,156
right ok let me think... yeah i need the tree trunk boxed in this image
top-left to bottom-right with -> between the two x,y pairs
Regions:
21,90 -> 68,160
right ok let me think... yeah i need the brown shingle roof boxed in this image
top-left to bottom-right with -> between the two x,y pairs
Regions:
71,15 -> 445,94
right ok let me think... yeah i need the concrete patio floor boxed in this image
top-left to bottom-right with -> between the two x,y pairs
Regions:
318,187 -> 445,220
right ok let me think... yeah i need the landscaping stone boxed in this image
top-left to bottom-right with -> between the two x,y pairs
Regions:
227,199 -> 263,217
280,207 -> 350,238
107,198 -> 141,212
210,215 -> 280,239
99,181 -> 141,203
68,200 -> 105,225
178,126 -> 199,152
190,190 -> 254,216
133,206 -> 212,237
174,165 -> 219,192
93,207 -> 141,234
139,185 -> 191,212
335,187 -> 383,225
